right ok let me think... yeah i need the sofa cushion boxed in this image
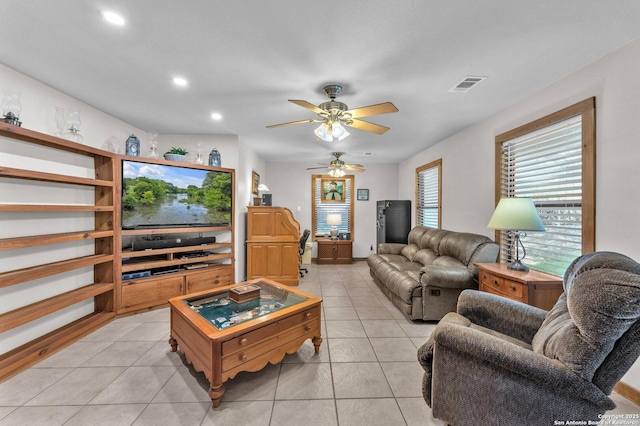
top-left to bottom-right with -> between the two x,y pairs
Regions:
401,244 -> 420,262
438,232 -> 494,266
377,254 -> 409,264
420,229 -> 451,254
391,261 -> 424,273
532,252 -> 640,381
412,248 -> 438,266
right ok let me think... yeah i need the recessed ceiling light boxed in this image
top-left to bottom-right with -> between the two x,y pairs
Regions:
172,77 -> 188,87
102,11 -> 125,26
211,113 -> 222,120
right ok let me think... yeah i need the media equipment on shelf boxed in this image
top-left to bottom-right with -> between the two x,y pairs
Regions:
121,159 -> 233,230
131,236 -> 216,251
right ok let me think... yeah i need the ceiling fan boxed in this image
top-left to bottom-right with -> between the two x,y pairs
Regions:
306,152 -> 365,177
266,85 -> 398,141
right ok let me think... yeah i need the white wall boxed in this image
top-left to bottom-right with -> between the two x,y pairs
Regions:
265,162 -> 399,258
397,37 -> 640,390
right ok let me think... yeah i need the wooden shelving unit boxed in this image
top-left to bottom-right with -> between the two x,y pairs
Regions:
0,124 -> 116,379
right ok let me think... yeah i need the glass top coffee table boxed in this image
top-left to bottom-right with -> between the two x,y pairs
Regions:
168,278 -> 323,407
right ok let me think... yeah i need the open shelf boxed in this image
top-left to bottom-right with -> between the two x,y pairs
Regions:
0,282 -> 114,333
0,230 -> 113,250
0,124 -> 116,380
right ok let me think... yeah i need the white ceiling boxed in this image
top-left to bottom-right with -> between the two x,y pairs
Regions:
2,1 -> 640,166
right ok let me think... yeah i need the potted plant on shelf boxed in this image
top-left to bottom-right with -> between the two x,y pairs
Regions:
164,147 -> 188,162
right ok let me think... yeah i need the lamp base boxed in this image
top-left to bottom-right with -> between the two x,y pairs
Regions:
507,259 -> 529,272
253,197 -> 262,206
330,227 -> 339,240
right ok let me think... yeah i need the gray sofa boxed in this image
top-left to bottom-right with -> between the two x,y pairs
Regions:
417,251 -> 640,425
367,226 -> 499,321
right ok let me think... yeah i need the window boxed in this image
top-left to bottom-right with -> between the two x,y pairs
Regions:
416,159 -> 442,228
312,174 -> 354,239
495,98 -> 595,276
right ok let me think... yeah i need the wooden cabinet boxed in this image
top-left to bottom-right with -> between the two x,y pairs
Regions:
317,239 -> 352,264
114,156 -> 235,313
475,263 -> 563,311
246,206 -> 300,286
0,124 -> 116,379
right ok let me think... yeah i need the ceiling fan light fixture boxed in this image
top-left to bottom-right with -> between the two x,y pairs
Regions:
314,122 -> 333,142
332,122 -> 350,140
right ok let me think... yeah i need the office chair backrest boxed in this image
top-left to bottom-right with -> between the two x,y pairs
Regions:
299,229 -> 311,254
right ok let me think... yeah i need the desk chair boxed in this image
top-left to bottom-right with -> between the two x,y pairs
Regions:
299,229 -> 310,277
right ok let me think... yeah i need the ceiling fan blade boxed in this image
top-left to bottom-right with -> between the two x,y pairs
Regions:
346,102 -> 398,119
347,118 -> 390,135
345,165 -> 365,171
289,100 -> 326,115
306,166 -> 330,170
266,118 -> 319,129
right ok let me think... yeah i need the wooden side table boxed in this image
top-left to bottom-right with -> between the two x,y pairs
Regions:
474,263 -> 563,311
317,239 -> 352,264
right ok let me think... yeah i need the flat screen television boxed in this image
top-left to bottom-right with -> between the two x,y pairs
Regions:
121,159 -> 232,230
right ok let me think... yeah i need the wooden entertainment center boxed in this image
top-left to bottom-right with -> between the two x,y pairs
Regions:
0,127 -> 236,379
114,155 -> 236,314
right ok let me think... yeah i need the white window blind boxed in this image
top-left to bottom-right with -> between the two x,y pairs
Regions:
417,161 -> 440,228
314,178 -> 352,236
499,116 -> 582,276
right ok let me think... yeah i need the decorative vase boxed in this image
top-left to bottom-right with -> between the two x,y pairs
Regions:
164,153 -> 186,162
1,90 -> 22,127
147,131 -> 159,159
63,109 -> 83,144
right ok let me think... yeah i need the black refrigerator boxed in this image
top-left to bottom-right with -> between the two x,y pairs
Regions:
376,200 -> 411,249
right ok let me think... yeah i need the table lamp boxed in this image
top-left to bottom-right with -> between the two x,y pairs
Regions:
487,197 -> 545,272
258,183 -> 272,206
254,184 -> 269,206
326,214 -> 342,240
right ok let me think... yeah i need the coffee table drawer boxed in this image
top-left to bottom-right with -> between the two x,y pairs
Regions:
222,306 -> 319,356
221,320 -> 319,372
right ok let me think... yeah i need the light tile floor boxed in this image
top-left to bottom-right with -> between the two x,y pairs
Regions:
0,261 -> 638,425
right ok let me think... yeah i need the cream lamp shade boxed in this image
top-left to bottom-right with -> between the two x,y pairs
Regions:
487,197 -> 545,272
257,184 -> 270,192
326,213 -> 342,239
487,197 -> 545,232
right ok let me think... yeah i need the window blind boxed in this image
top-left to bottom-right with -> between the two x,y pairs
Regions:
499,116 -> 582,276
314,178 -> 352,236
417,161 -> 440,228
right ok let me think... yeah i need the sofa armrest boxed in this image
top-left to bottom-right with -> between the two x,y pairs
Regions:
456,290 -> 547,343
432,321 -> 614,409
420,265 -> 475,289
377,243 -> 406,255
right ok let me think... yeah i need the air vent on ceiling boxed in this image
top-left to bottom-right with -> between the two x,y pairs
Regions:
362,152 -> 373,156
448,76 -> 487,93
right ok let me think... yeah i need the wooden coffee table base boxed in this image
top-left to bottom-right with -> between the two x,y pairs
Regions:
167,281 -> 323,408
169,334 -> 323,407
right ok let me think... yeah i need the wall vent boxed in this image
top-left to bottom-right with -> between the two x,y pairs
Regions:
448,76 -> 487,93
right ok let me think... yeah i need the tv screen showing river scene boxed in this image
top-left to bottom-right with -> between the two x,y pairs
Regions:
122,160 -> 232,229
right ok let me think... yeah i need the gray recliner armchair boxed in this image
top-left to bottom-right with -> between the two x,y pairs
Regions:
418,251 -> 640,426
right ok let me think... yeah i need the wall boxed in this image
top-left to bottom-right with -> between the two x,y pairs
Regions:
265,162 -> 399,258
397,37 -> 640,390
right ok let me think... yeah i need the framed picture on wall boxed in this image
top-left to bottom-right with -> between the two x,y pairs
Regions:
321,178 -> 345,203
357,189 -> 369,201
252,171 -> 260,195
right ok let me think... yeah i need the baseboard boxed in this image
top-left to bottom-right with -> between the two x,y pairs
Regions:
615,381 -> 640,405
